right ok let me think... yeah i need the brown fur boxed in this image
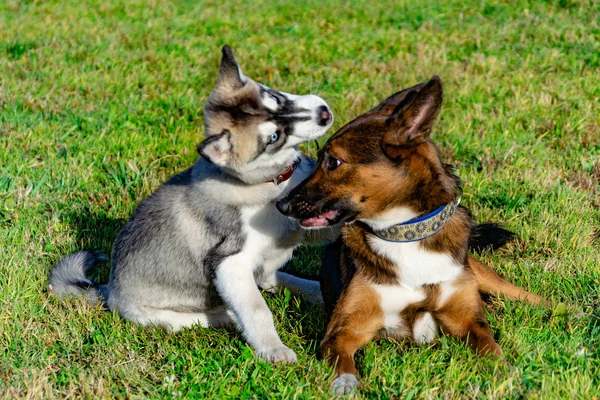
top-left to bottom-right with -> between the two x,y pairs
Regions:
468,256 -> 549,306
204,69 -> 268,165
320,276 -> 385,377
278,77 -> 546,392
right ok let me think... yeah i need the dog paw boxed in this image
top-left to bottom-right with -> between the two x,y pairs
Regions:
257,278 -> 279,293
257,345 -> 297,363
331,374 -> 359,396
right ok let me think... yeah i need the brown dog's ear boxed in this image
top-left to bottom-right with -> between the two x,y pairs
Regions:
382,76 -> 443,154
369,82 -> 427,115
216,45 -> 246,90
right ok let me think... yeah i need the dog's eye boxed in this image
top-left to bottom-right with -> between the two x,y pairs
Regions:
269,93 -> 282,105
268,131 -> 280,144
325,157 -> 342,171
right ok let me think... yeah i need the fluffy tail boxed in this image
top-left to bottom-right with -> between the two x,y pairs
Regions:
469,223 -> 515,253
467,223 -> 549,306
468,256 -> 549,306
49,250 -> 107,304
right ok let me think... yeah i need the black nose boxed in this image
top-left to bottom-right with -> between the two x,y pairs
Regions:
276,199 -> 292,216
318,105 -> 332,126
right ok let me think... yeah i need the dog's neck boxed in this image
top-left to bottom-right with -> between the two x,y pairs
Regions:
360,190 -> 462,243
360,207 -> 420,231
191,156 -> 313,206
344,192 -> 470,284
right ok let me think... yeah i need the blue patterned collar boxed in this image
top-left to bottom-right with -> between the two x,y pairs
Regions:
372,188 -> 463,243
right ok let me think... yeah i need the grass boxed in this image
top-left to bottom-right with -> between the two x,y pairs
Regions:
1,0 -> 599,398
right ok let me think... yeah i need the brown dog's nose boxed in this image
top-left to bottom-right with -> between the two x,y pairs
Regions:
276,199 -> 292,216
318,105 -> 332,126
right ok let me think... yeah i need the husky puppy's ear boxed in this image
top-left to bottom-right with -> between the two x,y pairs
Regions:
197,130 -> 232,166
382,76 -> 443,156
217,45 -> 246,90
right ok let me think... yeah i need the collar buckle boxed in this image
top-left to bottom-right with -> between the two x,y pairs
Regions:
267,159 -> 301,186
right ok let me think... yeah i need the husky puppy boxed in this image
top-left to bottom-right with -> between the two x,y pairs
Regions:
49,46 -> 334,363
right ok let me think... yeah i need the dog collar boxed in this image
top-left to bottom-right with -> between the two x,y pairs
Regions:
372,187 -> 463,242
267,159 -> 301,185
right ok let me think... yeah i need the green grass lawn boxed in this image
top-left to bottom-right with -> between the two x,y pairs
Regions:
1,0 -> 599,398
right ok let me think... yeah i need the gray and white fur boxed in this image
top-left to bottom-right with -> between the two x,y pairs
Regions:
50,46 -> 333,363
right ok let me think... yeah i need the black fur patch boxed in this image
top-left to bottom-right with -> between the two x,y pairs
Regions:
202,205 -> 245,280
468,223 -> 515,253
73,280 -> 96,290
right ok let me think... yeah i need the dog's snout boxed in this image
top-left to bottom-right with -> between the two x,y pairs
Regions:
318,105 -> 332,127
276,199 -> 292,216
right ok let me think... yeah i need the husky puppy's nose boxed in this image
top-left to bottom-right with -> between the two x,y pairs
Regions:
276,199 -> 292,216
318,105 -> 332,126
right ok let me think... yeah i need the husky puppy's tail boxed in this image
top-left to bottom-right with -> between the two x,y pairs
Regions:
49,250 -> 107,304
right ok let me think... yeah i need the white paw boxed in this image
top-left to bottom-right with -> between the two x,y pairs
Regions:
331,374 -> 360,396
257,345 -> 297,363
257,277 -> 278,293
260,286 -> 278,294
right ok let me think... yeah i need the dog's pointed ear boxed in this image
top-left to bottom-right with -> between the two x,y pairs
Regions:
197,130 -> 232,166
382,76 -> 443,153
369,82 -> 427,115
217,45 -> 246,90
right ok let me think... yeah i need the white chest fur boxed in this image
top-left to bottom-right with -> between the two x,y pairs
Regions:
368,237 -> 463,288
369,235 -> 463,341
373,284 -> 426,330
373,284 -> 439,343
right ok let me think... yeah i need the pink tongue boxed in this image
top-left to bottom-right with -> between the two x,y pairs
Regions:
300,210 -> 339,227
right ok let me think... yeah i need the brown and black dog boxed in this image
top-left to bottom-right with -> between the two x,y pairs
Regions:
276,77 -> 547,394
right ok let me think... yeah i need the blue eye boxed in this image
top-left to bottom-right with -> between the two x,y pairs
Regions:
268,132 -> 279,144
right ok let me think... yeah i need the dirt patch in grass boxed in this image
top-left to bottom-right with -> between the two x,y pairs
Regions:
566,162 -> 600,194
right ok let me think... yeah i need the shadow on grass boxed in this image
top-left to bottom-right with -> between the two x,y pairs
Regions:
61,206 -> 126,282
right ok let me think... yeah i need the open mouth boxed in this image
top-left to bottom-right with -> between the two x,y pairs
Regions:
299,209 -> 341,227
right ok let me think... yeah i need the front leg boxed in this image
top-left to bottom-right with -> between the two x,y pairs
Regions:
255,249 -> 324,304
320,281 -> 384,395
254,248 -> 295,293
215,254 -> 297,363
